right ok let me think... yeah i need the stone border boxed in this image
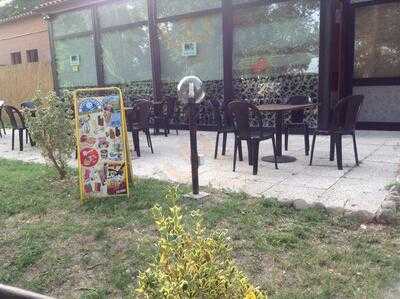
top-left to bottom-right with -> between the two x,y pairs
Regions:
275,169 -> 400,225
375,174 -> 400,225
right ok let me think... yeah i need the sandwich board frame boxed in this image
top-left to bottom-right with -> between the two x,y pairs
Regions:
73,87 -> 132,203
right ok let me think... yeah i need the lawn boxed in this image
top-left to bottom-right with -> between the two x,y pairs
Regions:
0,159 -> 399,299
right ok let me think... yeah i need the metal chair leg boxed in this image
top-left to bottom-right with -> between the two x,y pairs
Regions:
309,132 -> 317,166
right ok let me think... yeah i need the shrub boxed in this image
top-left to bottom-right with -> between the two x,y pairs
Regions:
25,91 -> 75,179
136,187 -> 266,299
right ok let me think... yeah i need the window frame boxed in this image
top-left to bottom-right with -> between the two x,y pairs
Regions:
351,0 -> 400,86
26,49 -> 39,63
11,52 -> 22,65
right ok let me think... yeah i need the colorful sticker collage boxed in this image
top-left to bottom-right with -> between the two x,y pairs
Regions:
78,95 -> 127,197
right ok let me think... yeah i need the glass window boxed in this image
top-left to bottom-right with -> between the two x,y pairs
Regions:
354,2 -> 400,79
53,9 -> 92,37
157,0 -> 221,18
232,0 -> 258,5
101,26 -> 152,84
54,36 -> 97,88
158,14 -> 223,82
233,0 -> 320,78
97,0 -> 148,28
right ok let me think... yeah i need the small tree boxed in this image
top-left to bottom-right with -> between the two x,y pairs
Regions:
136,187 -> 266,299
25,91 -> 75,179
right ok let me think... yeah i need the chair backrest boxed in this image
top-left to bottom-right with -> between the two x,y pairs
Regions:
210,98 -> 223,128
286,95 -> 310,124
20,101 -> 35,109
134,99 -> 151,128
228,101 -> 262,139
165,96 -> 177,120
4,105 -> 26,129
333,95 -> 364,130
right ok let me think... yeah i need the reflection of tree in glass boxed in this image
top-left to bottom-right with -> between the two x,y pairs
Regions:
158,15 -> 223,82
98,0 -> 148,28
53,9 -> 92,37
102,25 -> 151,84
354,3 -> 400,78
233,0 -> 320,78
157,0 -> 220,18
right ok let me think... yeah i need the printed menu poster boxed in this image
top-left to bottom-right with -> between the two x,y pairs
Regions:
74,88 -> 129,201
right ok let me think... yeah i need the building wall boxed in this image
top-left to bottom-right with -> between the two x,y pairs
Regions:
0,62 -> 54,106
354,86 -> 400,123
0,16 -> 51,66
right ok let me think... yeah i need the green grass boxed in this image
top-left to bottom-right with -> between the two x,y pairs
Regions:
1,159 -> 400,298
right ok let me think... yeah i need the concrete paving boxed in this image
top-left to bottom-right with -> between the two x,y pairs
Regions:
0,129 -> 399,215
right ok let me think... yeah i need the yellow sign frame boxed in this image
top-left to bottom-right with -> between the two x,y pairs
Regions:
73,87 -> 132,203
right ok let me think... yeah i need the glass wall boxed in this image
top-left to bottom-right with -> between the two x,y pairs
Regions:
98,0 -> 151,85
354,2 -> 400,79
233,0 -> 320,78
158,14 -> 223,83
52,9 -> 92,37
52,9 -> 97,88
157,0 -> 221,18
50,0 -> 319,115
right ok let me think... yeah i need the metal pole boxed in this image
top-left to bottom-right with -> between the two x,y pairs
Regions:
189,102 -> 199,195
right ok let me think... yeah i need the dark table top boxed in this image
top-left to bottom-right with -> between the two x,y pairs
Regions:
257,103 -> 317,112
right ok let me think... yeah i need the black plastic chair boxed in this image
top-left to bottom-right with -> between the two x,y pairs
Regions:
211,98 -> 243,160
4,105 -> 32,151
0,100 -> 6,137
20,101 -> 35,109
129,100 -> 154,157
309,95 -> 364,170
228,101 -> 278,175
284,95 -> 311,156
154,96 -> 178,137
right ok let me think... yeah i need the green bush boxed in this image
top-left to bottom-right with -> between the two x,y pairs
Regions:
25,91 -> 75,179
136,187 -> 266,299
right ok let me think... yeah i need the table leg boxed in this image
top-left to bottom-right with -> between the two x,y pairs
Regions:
275,111 -> 283,156
262,111 -> 297,164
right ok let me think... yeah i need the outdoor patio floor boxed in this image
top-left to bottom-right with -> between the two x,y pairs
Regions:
0,129 -> 399,215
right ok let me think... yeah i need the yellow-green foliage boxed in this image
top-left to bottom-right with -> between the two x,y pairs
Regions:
25,91 -> 75,179
136,187 -> 266,299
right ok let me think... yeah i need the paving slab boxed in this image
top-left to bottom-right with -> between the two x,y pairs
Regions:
0,129 -> 399,216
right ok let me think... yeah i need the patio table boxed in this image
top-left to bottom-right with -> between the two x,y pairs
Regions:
257,103 -> 317,163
